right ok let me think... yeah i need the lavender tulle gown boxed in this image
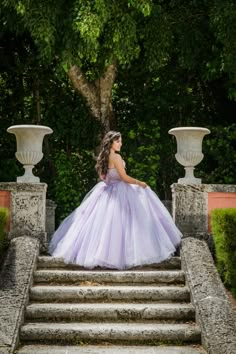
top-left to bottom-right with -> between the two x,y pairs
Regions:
49,165 -> 182,269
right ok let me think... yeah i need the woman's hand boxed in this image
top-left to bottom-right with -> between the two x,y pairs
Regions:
138,181 -> 147,188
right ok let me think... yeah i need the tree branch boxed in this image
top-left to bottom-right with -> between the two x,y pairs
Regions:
67,63 -> 117,131
67,65 -> 100,120
99,62 -> 117,123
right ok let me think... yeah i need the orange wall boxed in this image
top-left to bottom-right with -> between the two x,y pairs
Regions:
0,191 -> 11,231
208,192 -> 236,232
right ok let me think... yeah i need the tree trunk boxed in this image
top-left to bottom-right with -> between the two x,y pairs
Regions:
67,63 -> 117,132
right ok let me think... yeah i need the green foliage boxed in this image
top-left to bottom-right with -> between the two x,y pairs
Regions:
211,208 -> 236,297
2,0 -> 236,91
2,0 -> 154,71
0,33 -> 101,220
210,1 -> 236,83
52,149 -> 97,223
121,121 -> 160,192
1,0 -> 236,218
114,59 -> 236,198
199,124 -> 236,185
142,4 -> 173,71
0,208 -> 9,261
69,0 -> 153,67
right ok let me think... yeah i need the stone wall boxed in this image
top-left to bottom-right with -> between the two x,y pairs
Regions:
0,237 -> 40,354
172,184 -> 236,353
46,199 -> 57,242
0,182 -> 47,247
0,182 -> 48,353
171,183 -> 236,240
181,237 -> 236,354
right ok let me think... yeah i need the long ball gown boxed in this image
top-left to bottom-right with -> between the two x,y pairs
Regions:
49,164 -> 182,269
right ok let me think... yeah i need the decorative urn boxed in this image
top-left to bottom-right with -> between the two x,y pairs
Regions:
168,127 -> 210,184
7,124 -> 53,183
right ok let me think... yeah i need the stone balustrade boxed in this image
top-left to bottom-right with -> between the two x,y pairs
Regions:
171,183 -> 236,240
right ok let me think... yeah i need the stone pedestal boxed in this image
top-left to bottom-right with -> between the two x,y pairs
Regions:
0,183 -> 48,353
171,183 -> 236,241
46,199 -> 57,241
0,182 -> 47,246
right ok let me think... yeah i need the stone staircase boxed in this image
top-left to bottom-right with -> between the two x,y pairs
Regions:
17,256 -> 207,353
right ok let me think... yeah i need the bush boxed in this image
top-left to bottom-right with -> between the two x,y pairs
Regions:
199,124 -> 236,185
0,207 -> 9,261
119,120 -> 161,193
52,149 -> 97,224
211,208 -> 236,297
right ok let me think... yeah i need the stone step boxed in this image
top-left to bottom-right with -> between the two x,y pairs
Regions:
20,322 -> 201,344
30,285 -> 190,303
37,256 -> 182,270
26,303 -> 195,322
17,344 -> 207,354
34,269 -> 185,285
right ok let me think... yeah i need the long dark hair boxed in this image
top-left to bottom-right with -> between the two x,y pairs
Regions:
95,131 -> 121,178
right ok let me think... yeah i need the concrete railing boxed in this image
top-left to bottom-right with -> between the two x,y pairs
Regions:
171,183 -> 236,239
171,183 -> 236,354
0,182 -> 47,354
181,237 -> 236,354
0,182 -> 47,246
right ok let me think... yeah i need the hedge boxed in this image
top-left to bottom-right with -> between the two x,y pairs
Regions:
0,207 -> 9,260
211,208 -> 236,297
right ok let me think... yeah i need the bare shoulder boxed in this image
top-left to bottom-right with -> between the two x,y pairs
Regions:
112,154 -> 123,167
110,153 -> 123,169
109,153 -> 122,168
113,153 -> 122,161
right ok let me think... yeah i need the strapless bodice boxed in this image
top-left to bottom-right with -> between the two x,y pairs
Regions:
105,160 -> 125,184
105,168 -> 122,184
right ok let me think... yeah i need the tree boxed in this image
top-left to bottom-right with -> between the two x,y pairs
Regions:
1,0 -> 155,131
1,0 -> 236,213
2,0 -> 236,128
2,0 -> 236,132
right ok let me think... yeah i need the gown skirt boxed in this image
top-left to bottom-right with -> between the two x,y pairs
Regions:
49,168 -> 182,269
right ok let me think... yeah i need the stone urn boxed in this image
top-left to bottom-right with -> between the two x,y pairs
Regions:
7,124 -> 53,183
168,127 -> 210,184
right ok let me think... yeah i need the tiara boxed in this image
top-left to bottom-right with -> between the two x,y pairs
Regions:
110,132 -> 120,139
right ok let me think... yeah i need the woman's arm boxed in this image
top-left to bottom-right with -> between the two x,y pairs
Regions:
113,154 -> 147,188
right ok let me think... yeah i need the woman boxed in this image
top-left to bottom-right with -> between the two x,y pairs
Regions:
49,131 -> 182,269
